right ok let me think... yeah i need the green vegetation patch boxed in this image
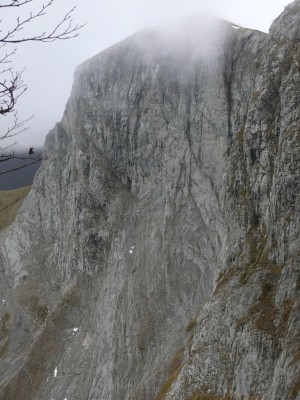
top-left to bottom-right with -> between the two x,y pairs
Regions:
0,186 -> 31,230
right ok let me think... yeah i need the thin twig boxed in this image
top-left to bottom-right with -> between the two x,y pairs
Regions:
0,157 -> 41,174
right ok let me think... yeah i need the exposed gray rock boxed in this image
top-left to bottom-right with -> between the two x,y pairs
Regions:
0,3 -> 299,400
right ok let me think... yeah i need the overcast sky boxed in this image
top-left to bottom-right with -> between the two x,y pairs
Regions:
0,0 -> 291,148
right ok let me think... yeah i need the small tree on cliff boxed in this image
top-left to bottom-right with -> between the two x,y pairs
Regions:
0,0 -> 83,175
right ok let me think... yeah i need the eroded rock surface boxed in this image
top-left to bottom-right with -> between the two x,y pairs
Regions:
0,3 -> 299,400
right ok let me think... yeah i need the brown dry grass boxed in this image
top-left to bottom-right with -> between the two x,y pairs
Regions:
154,348 -> 184,400
186,317 -> 197,333
16,284 -> 49,326
214,267 -> 237,294
0,312 -> 11,359
289,374 -> 300,400
0,186 -> 31,230
236,280 -> 277,335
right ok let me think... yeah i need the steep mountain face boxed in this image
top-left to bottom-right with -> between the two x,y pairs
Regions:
0,3 -> 299,400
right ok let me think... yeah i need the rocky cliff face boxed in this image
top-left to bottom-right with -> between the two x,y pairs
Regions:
0,2 -> 299,400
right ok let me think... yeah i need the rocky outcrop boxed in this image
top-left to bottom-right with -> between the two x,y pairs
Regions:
0,2 -> 299,400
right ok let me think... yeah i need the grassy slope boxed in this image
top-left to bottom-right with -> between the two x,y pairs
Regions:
0,186 -> 31,230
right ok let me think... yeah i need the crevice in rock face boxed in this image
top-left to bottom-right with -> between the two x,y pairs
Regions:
223,33 -> 255,142
223,63 -> 233,141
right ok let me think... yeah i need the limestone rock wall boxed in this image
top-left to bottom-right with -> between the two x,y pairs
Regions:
0,3 -> 299,400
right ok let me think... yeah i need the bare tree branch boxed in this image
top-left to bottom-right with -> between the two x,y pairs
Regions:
0,1 -> 82,175
0,69 -> 27,115
0,1 -> 33,9
0,157 -> 41,175
0,2 -> 84,43
0,141 -> 16,150
0,48 -> 16,64
0,151 -> 41,162
0,112 -> 32,140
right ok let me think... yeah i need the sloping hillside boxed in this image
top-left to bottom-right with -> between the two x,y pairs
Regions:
0,186 -> 31,230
